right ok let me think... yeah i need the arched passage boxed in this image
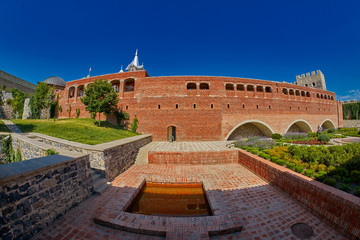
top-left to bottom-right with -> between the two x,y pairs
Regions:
226,120 -> 274,140
167,126 -> 176,141
321,119 -> 335,130
285,120 -> 313,135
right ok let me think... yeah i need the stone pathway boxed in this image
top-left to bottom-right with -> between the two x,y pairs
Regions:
135,141 -> 233,164
2,120 -> 22,133
33,164 -> 345,240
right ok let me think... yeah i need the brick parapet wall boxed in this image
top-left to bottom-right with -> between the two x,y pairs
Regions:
148,150 -> 238,165
237,149 -> 360,239
26,133 -> 152,181
0,154 -> 93,240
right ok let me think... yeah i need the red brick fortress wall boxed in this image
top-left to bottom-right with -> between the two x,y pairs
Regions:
57,72 -> 342,141
237,149 -> 360,240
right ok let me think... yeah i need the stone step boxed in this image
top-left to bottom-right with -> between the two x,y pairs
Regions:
93,177 -> 110,195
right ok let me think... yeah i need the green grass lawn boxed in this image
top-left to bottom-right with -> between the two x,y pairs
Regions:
12,118 -> 139,145
0,120 -> 11,132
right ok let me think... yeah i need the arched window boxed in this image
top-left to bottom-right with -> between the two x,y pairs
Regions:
289,89 -> 294,95
187,82 -> 197,90
247,85 -> 254,91
282,88 -> 288,95
256,86 -> 263,92
77,85 -> 84,97
331,96 -> 334,100
111,80 -> 120,93
199,83 -> 209,90
306,92 -> 311,97
265,86 -> 272,93
324,95 -> 327,99
124,78 -> 135,92
295,90 -> 300,96
301,91 -> 305,97
316,93 -> 320,98
312,82 -> 316,86
225,83 -> 234,90
68,87 -> 75,98
321,94 -> 324,99
237,84 -> 245,91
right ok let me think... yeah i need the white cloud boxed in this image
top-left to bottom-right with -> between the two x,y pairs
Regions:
336,89 -> 360,101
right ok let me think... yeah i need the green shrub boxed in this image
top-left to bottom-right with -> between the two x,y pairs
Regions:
318,134 -> 330,143
350,170 -> 360,183
270,156 -> 279,163
262,149 -> 269,154
287,163 -> 295,170
277,160 -> 286,166
345,155 -> 360,171
308,132 -> 318,138
46,149 -> 59,156
327,166 -> 336,174
327,128 -> 336,133
333,175 -> 341,181
318,164 -> 327,172
354,186 -> 360,197
250,149 -> 259,155
336,167 -> 349,177
263,154 -> 270,160
343,178 -> 351,184
323,178 -> 337,186
271,133 -> 282,140
2,84 -> 6,91
339,183 -> 351,192
304,169 -> 315,178
309,164 -> 318,171
295,165 -> 304,173
315,171 -> 327,181
76,108 -> 80,118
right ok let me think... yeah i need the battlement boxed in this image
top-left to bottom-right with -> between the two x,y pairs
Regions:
295,69 -> 326,90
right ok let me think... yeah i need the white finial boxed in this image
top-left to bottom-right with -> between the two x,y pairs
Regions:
135,49 -> 138,56
133,49 -> 139,67
119,65 -> 124,73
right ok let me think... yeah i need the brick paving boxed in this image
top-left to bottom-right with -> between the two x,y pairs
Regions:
135,141 -> 233,164
33,163 -> 345,240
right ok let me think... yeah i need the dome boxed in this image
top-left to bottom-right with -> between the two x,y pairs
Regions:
43,76 -> 65,87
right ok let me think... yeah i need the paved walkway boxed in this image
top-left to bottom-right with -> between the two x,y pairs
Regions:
2,120 -> 22,133
33,164 -> 345,240
135,141 -> 233,164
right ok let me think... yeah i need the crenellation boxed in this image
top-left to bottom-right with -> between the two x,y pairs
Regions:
295,69 -> 326,90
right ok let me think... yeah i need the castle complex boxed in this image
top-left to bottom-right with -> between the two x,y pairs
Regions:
52,51 -> 343,141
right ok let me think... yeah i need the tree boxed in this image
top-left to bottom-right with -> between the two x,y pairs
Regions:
10,88 -> 27,119
30,82 -> 54,119
44,87 -> 55,121
81,79 -> 119,126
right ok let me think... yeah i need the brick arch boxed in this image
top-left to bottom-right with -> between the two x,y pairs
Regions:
284,119 -> 313,135
321,119 -> 335,130
225,120 -> 274,140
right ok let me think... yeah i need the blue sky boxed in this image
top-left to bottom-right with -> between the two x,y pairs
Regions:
0,0 -> 359,100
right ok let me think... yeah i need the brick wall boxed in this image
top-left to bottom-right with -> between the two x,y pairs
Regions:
0,154 -> 93,240
237,149 -> 360,240
57,73 -> 342,141
148,150 -> 238,165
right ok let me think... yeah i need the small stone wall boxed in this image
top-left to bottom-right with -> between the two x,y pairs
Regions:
148,150 -> 238,165
343,120 -> 360,129
237,150 -> 360,240
27,133 -> 152,181
0,153 -> 93,240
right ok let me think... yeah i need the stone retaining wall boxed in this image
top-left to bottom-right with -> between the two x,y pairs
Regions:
237,149 -> 360,240
0,153 -> 93,240
148,150 -> 238,165
343,120 -> 360,128
27,133 -> 152,181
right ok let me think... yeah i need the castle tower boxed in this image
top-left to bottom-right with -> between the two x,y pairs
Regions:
295,70 -> 326,90
126,49 -> 144,72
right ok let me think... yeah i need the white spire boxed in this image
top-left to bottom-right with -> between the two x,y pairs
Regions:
133,49 -> 139,67
119,65 -> 124,73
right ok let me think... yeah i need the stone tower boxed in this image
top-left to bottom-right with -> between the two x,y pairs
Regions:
295,70 -> 326,90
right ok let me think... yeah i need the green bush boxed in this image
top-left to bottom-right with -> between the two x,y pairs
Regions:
343,178 -> 351,184
318,164 -> 327,172
323,178 -> 337,187
318,134 -> 330,143
354,186 -> 360,197
350,170 -> 360,183
315,171 -> 327,181
333,175 -> 341,181
271,133 -> 282,140
250,149 -> 259,155
46,149 -> 59,156
327,128 -> 336,133
277,160 -> 286,166
327,166 -> 336,174
76,108 -> 80,118
339,183 -> 351,192
263,154 -> 270,160
336,167 -> 349,177
270,156 -> 279,163
258,152 -> 267,158
308,132 -> 318,138
287,163 -> 295,170
295,165 -> 304,173
304,169 -> 315,178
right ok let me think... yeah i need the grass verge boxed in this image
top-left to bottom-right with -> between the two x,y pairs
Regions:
12,118 -> 139,145
0,120 -> 11,132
